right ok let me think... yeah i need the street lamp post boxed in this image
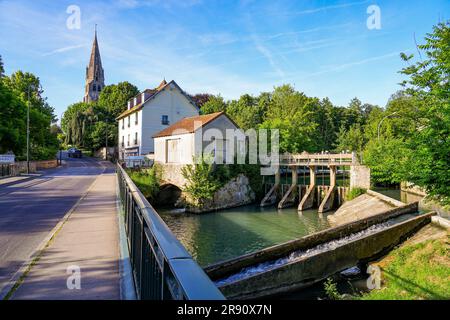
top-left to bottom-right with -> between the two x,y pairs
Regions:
60,112 -> 64,166
105,119 -> 108,161
26,85 -> 35,174
377,111 -> 399,141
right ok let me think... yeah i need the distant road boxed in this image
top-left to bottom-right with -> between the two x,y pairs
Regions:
0,155 -> 113,295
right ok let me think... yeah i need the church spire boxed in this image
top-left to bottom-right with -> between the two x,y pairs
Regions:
83,25 -> 105,103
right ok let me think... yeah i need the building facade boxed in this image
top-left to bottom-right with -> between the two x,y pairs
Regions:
83,28 -> 105,103
153,112 -> 246,165
116,80 -> 199,161
152,112 -> 246,188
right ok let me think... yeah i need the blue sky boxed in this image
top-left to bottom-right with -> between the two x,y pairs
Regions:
0,0 -> 448,120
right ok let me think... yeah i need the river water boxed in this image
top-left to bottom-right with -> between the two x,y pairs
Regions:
159,188 -> 422,268
159,206 -> 333,267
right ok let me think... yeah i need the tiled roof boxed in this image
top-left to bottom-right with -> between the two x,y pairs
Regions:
153,112 -> 225,138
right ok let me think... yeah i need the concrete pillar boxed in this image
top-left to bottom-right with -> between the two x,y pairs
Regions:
291,166 -> 298,185
350,165 -> 371,189
329,165 -> 336,187
275,166 -> 281,185
309,166 -> 316,186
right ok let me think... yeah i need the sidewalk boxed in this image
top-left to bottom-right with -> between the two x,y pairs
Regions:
10,171 -> 120,300
0,173 -> 42,187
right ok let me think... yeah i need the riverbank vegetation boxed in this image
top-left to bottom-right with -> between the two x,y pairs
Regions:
346,188 -> 366,201
181,156 -> 263,207
359,237 -> 450,300
0,57 -> 59,160
126,164 -> 162,203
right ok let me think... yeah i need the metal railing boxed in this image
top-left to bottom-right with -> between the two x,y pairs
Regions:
116,164 -> 225,300
280,152 -> 358,166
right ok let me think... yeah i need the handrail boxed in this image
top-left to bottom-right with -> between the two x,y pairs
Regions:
116,164 -> 225,300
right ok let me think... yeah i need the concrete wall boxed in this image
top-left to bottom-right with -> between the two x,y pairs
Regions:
217,212 -> 433,299
159,163 -> 187,188
350,165 -> 371,189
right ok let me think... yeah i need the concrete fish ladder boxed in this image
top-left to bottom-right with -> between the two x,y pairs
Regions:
205,204 -> 433,299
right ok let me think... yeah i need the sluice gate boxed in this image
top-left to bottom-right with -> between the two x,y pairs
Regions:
205,202 -> 433,299
260,152 -> 370,213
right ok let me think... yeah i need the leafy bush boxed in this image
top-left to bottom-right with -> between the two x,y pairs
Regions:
127,164 -> 162,203
181,157 -> 221,207
346,187 -> 366,201
324,278 -> 341,300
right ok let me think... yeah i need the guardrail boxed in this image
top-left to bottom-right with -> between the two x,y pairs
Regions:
280,152 -> 358,166
116,164 -> 225,300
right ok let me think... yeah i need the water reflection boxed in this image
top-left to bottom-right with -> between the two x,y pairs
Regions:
159,205 -> 332,266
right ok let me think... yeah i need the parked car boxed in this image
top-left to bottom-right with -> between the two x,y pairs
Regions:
68,148 -> 82,158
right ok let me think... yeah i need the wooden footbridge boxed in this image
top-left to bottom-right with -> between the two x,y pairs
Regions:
260,152 -> 370,213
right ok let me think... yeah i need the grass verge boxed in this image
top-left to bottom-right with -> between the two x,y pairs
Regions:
359,236 -> 450,300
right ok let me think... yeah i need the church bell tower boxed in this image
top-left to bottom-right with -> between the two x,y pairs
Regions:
83,26 -> 105,103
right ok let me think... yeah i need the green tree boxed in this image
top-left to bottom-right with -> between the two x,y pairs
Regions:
181,157 -> 221,207
227,93 -> 268,130
364,138 -> 412,185
336,123 -> 365,153
2,70 -> 58,160
398,21 -> 450,203
0,55 -> 4,78
97,81 -> 139,118
260,85 -> 317,153
0,80 -> 27,154
200,95 -> 227,114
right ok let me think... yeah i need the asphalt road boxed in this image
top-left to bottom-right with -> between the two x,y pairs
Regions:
0,155 -> 113,294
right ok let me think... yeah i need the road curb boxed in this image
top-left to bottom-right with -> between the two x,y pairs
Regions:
0,164 -> 107,300
116,173 -> 137,300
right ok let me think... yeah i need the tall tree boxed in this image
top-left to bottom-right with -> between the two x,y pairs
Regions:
0,55 -> 4,78
97,81 -> 139,118
2,71 -> 58,159
260,85 -> 317,153
398,20 -> 450,203
189,93 -> 213,108
200,94 -> 227,114
0,80 -> 27,154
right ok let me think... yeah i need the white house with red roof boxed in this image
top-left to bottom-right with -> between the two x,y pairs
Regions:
153,112 -> 246,165
116,80 -> 199,161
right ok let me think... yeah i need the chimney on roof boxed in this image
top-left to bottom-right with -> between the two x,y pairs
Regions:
158,79 -> 167,90
134,97 -> 137,106
127,101 -> 131,110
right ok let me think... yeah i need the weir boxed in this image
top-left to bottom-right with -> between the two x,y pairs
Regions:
205,202 -> 431,299
260,152 -> 370,213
